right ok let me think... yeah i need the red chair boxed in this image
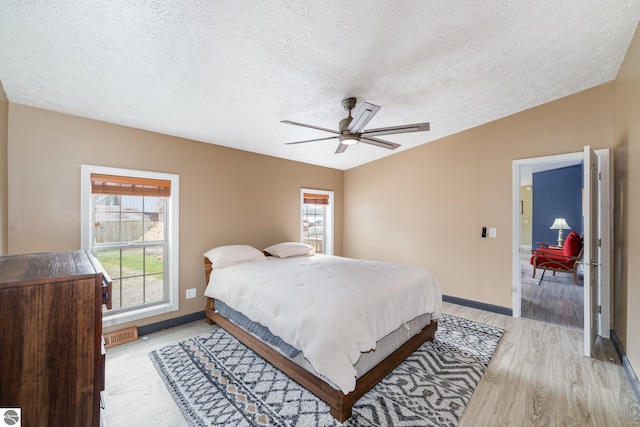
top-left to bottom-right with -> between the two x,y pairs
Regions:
530,231 -> 584,285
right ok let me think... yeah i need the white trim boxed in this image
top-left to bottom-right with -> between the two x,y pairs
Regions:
583,145 -> 597,356
300,188 -> 334,255
512,161 -> 522,317
81,165 -> 180,327
101,302 -> 175,328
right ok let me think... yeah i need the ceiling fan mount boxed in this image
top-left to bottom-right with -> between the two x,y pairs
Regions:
281,98 -> 430,154
338,98 -> 358,144
341,97 -> 357,111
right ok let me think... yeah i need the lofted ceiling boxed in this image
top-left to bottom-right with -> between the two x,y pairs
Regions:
0,1 -> 639,171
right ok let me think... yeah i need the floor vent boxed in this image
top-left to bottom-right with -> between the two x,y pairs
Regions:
104,326 -> 138,348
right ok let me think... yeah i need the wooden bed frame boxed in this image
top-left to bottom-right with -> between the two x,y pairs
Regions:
203,257 -> 438,422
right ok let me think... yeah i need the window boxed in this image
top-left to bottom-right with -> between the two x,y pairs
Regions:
81,165 -> 179,327
300,189 -> 334,255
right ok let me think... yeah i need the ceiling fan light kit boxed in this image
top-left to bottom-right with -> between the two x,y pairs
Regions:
340,135 -> 360,145
282,98 -> 430,154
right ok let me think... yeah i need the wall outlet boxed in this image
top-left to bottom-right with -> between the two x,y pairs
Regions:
489,228 -> 497,238
186,288 -> 196,299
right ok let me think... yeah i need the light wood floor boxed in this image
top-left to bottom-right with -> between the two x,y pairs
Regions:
520,250 -> 584,330
100,302 -> 640,426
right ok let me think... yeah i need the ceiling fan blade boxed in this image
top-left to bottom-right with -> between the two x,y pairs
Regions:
361,122 -> 430,137
285,136 -> 340,145
348,102 -> 381,133
335,143 -> 349,154
281,120 -> 340,135
360,136 -> 401,150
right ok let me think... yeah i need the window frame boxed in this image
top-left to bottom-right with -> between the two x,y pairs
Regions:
300,188 -> 334,255
81,165 -> 179,327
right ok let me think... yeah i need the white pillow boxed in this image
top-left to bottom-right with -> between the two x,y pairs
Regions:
203,245 -> 266,268
264,242 -> 315,258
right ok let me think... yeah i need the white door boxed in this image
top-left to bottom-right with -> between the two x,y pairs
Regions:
595,149 -> 611,337
583,146 -> 599,357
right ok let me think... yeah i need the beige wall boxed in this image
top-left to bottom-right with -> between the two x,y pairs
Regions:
613,25 -> 640,374
6,104 -> 344,332
0,81 -> 7,255
344,83 -> 613,308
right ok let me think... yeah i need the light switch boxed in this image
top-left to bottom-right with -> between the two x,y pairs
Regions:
489,228 -> 497,238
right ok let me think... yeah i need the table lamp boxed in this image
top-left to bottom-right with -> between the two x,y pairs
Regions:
550,217 -> 571,246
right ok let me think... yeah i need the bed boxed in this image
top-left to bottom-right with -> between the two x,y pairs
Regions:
202,243 -> 442,422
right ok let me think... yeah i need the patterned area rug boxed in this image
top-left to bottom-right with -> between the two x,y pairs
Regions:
149,314 -> 503,426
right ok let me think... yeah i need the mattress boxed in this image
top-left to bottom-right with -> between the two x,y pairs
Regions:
214,300 -> 432,389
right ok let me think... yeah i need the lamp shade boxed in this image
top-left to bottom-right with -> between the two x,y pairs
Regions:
550,217 -> 571,230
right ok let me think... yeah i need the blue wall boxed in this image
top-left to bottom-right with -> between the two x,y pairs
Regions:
531,164 -> 583,248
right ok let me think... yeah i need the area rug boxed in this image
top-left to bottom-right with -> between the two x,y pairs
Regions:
149,314 -> 503,426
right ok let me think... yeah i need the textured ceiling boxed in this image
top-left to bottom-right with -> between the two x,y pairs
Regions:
1,1 -> 639,170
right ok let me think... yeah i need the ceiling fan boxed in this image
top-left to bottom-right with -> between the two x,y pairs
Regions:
281,97 -> 430,154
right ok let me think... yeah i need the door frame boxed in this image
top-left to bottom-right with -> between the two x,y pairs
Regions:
511,150 -> 612,341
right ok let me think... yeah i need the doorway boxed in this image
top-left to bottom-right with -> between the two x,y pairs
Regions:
518,155 -> 584,330
512,148 -> 612,357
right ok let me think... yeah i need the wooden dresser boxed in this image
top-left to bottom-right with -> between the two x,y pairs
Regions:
0,250 -> 112,427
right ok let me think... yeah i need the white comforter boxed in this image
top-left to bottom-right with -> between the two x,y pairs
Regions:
204,254 -> 442,394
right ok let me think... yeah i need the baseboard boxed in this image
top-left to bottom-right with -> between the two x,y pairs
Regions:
611,330 -> 640,404
443,295 -> 513,317
137,311 -> 207,337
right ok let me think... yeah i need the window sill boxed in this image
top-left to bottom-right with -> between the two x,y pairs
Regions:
102,302 -> 178,328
